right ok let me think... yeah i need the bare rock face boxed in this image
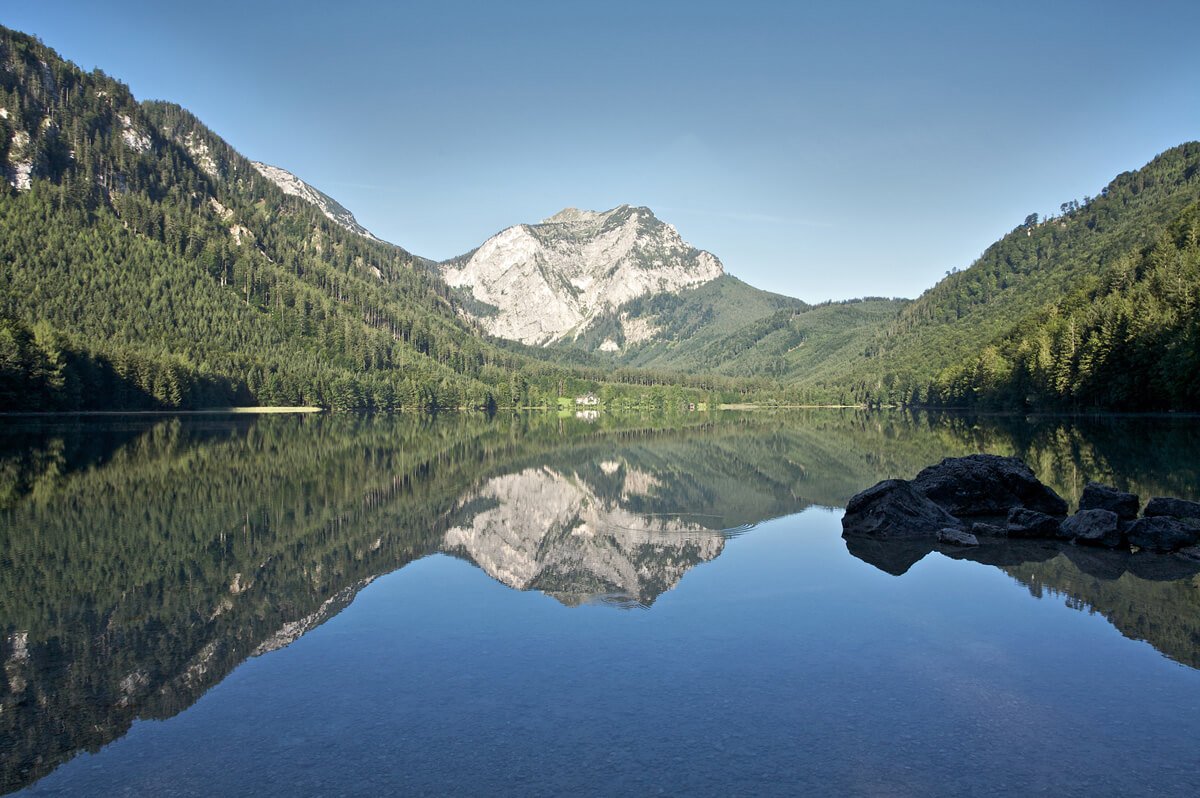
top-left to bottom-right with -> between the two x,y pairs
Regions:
911,454 -> 1068,518
841,479 -> 964,540
1079,483 -> 1139,521
438,205 -> 723,346
251,162 -> 382,243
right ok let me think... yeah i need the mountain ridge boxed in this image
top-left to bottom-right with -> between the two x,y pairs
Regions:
250,161 -> 382,243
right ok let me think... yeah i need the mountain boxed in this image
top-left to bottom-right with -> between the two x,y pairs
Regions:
581,143 -> 1200,410
250,161 -> 381,242
0,25 -> 720,413
439,205 -> 734,346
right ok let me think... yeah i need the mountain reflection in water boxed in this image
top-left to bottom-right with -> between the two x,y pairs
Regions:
442,464 -> 726,607
1,409 -> 1199,794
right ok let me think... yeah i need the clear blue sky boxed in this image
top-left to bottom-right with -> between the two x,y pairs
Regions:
5,1 -> 1199,301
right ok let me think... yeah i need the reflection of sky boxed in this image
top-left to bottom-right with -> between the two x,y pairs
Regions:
9,2 -> 1200,300
26,509 -> 1200,796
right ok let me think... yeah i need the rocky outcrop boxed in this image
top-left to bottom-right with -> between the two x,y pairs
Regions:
844,455 -> 1200,558
438,205 -> 723,346
911,454 -> 1068,517
841,479 -> 964,540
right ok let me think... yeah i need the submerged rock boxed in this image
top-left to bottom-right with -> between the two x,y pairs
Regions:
1126,516 -> 1200,552
1061,509 -> 1124,548
937,527 -> 979,547
1006,507 -> 1062,539
1078,483 -> 1139,521
842,479 -> 964,540
911,454 -> 1068,518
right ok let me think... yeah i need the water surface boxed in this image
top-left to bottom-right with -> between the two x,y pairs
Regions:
2,411 -> 1199,795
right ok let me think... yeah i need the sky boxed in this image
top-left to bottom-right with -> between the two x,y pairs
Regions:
5,1 -> 1200,301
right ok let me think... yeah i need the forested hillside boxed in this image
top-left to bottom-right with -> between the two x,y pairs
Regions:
613,295 -> 906,388
1,24 -> 1196,413
928,200 -> 1200,409
828,143 -> 1200,406
561,275 -> 807,357
0,27 -> 721,412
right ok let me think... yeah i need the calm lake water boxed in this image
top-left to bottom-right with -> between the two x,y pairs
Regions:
2,410 -> 1199,796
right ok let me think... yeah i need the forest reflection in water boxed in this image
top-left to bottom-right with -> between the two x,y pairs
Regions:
1,409 -> 1199,794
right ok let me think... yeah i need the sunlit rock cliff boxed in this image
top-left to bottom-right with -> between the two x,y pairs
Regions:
438,205 -> 724,345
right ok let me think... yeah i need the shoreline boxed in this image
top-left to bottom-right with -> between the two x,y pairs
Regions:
0,406 -> 323,417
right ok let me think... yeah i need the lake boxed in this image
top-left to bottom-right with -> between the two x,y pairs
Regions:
2,410 -> 1199,796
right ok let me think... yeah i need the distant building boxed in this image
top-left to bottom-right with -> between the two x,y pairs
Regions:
575,394 -> 599,406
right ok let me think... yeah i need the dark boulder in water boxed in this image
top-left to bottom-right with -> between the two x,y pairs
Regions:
842,479 -> 964,540
911,454 -> 1068,518
1078,483 -> 1139,522
1061,509 -> 1124,548
1006,507 -> 1063,539
971,521 -> 1007,538
1126,516 -> 1200,552
937,527 -> 979,547
1143,497 -> 1200,521
1177,545 -> 1200,563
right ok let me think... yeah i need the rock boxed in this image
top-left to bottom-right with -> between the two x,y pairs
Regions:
911,454 -> 1068,518
1176,546 -> 1200,563
937,527 -> 979,547
1126,516 -> 1200,552
1060,509 -> 1124,548
1078,483 -> 1139,521
1006,507 -> 1062,539
970,521 -> 1007,537
1143,497 -> 1200,521
842,479 -> 964,540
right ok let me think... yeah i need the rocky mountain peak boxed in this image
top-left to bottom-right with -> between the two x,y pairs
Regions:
439,205 -> 723,345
